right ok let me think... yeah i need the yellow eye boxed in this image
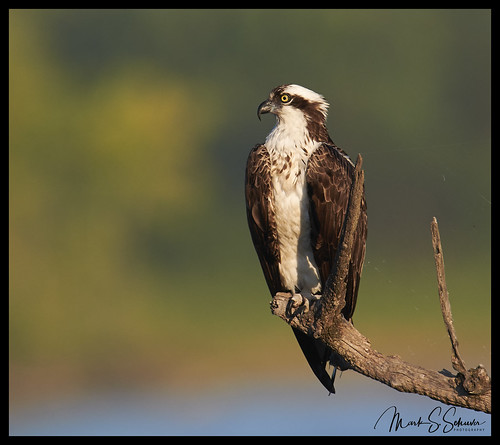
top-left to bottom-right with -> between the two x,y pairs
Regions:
280,94 -> 291,103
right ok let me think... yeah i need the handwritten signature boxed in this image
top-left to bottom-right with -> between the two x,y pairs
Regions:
374,405 -> 487,434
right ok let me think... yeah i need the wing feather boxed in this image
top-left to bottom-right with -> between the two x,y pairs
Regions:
245,144 -> 283,296
306,143 -> 367,320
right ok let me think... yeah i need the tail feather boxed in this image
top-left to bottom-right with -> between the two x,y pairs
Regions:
292,327 -> 337,394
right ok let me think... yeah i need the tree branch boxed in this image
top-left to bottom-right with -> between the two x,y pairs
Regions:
270,154 -> 491,413
430,217 -> 491,397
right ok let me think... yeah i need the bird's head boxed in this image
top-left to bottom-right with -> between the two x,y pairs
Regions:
257,84 -> 331,143
257,84 -> 329,122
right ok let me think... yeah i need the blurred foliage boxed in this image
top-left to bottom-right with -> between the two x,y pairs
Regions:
10,9 -> 490,402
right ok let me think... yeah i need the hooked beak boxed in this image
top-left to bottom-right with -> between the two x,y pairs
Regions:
257,99 -> 274,121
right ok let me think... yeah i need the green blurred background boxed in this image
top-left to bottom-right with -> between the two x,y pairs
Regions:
10,8 -> 490,421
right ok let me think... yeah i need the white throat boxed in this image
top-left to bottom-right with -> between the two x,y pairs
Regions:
265,107 -> 315,155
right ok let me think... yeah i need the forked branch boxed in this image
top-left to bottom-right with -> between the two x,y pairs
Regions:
270,154 -> 491,413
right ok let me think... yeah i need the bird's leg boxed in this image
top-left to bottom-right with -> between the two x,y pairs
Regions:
286,294 -> 308,319
286,292 -> 321,317
288,293 -> 309,314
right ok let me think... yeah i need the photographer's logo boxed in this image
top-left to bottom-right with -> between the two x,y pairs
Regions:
374,405 -> 487,434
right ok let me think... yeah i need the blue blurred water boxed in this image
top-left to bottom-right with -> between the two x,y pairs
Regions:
10,374 -> 490,436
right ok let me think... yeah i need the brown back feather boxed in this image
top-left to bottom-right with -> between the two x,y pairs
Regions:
306,143 -> 367,320
245,144 -> 284,296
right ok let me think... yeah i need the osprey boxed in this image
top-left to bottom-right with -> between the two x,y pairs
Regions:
245,84 -> 367,393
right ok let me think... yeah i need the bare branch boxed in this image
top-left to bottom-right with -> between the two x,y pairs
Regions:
430,217 -> 491,397
431,217 -> 467,375
270,155 -> 491,413
271,294 -> 491,413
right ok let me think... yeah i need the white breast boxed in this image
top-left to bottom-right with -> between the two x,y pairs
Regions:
266,119 -> 322,297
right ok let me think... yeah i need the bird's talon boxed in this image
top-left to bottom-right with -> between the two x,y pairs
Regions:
286,294 -> 310,318
291,294 -> 305,309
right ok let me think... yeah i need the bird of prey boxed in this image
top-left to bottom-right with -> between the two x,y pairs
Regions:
245,84 -> 367,393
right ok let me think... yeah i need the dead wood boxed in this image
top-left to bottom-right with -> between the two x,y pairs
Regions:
269,154 -> 491,413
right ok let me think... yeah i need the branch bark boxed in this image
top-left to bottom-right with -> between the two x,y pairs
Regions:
270,154 -> 491,413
